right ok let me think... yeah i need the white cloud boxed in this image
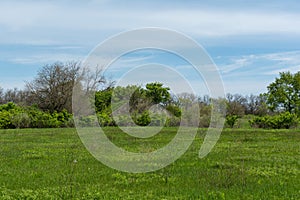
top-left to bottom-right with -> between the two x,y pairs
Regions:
266,65 -> 300,75
0,1 -> 300,45
223,79 -> 269,95
9,53 -> 83,65
215,50 -> 300,94
220,58 -> 251,74
0,76 -> 33,90
150,10 -> 300,36
219,51 -> 300,75
114,63 -> 208,95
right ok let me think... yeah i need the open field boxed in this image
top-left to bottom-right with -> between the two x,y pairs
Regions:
0,127 -> 299,199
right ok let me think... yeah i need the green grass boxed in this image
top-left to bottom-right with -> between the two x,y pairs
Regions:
0,127 -> 299,199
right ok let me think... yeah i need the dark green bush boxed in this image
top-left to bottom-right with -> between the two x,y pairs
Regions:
226,115 -> 239,128
0,110 -> 14,129
166,105 -> 181,117
249,112 -> 299,129
0,103 -> 73,129
97,113 -> 116,126
0,102 -> 22,129
132,111 -> 151,126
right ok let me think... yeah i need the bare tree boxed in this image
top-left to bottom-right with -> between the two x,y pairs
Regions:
26,62 -> 108,113
245,94 -> 268,116
3,88 -> 28,104
26,62 -> 78,112
226,93 -> 247,117
0,87 -> 30,105
79,65 -> 107,93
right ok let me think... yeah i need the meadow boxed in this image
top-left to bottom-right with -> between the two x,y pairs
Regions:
0,127 -> 299,199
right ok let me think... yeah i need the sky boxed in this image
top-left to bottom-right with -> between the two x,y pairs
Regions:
1,0 -> 300,95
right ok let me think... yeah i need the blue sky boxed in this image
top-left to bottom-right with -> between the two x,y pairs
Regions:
1,0 -> 300,95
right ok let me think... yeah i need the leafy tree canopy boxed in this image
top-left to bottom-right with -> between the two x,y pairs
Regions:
266,71 -> 300,115
144,82 -> 171,105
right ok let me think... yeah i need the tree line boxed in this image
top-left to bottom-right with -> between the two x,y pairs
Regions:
0,62 -> 300,129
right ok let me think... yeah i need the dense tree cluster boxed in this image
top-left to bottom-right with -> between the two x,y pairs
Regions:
0,62 -> 300,129
94,83 -> 181,126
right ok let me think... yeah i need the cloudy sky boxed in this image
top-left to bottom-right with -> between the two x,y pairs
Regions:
1,0 -> 300,95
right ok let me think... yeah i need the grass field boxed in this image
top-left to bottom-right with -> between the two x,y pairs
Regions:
0,127 -> 299,199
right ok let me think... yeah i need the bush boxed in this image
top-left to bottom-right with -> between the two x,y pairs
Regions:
226,115 -> 239,128
76,115 -> 98,127
166,105 -> 181,117
249,112 -> 299,129
0,102 -> 21,129
165,116 -> 181,127
199,115 -> 210,128
0,110 -> 14,129
11,113 -> 31,128
97,113 -> 115,126
0,102 -> 73,129
132,111 -> 151,126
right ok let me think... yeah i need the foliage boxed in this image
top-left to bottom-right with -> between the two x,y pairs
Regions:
93,83 -> 181,127
166,104 -> 181,117
0,110 -> 14,129
266,71 -> 300,115
165,116 -> 181,126
0,102 -> 21,129
144,82 -> 171,105
94,87 -> 113,113
249,112 -> 299,129
2,65 -> 300,130
132,111 -> 152,126
226,115 -> 239,128
0,102 -> 73,129
97,112 -> 115,126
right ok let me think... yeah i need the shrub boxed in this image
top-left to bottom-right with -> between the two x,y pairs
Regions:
97,113 -> 115,126
0,110 -> 14,129
0,102 -> 21,129
165,116 -> 181,127
132,111 -> 151,126
166,105 -> 181,117
226,115 -> 239,128
76,115 -> 98,127
11,113 -> 31,128
0,102 -> 73,129
249,112 -> 299,129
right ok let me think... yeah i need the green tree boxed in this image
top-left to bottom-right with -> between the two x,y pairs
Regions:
144,82 -> 182,117
144,82 -> 171,105
266,71 -> 300,115
94,83 -> 181,126
95,87 -> 113,113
